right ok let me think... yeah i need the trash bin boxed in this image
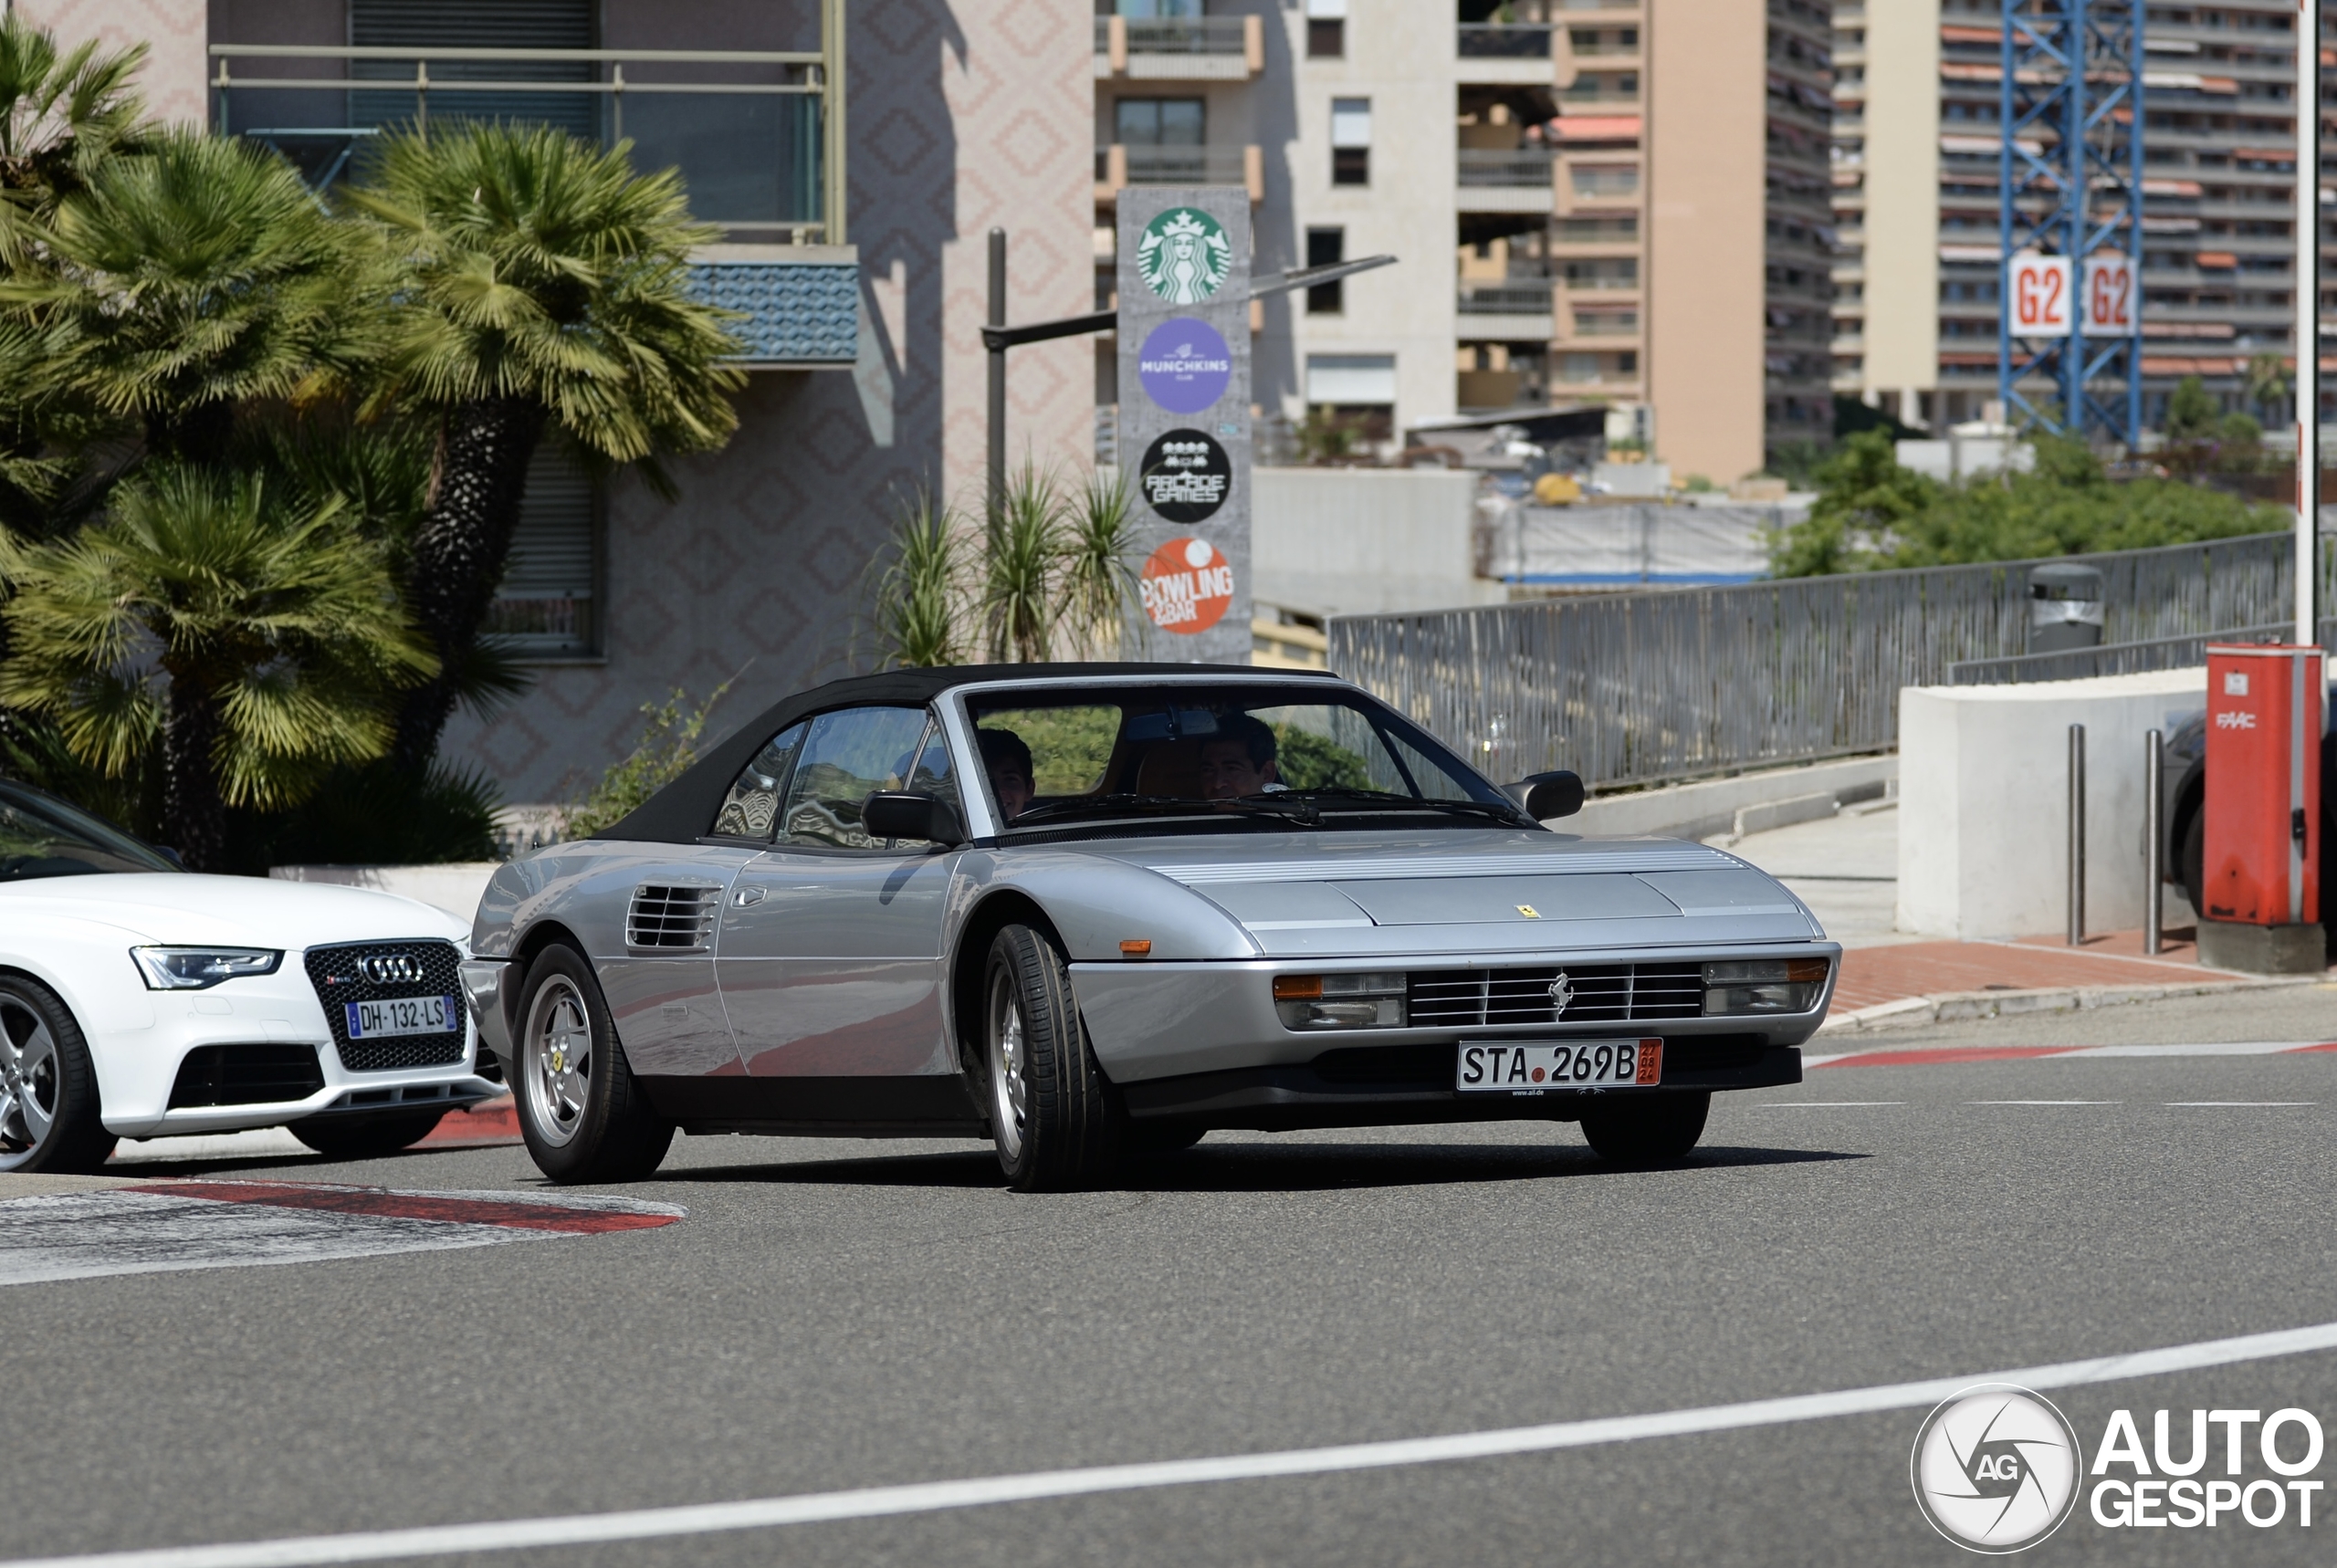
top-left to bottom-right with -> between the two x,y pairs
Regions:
2028,561 -> 2104,654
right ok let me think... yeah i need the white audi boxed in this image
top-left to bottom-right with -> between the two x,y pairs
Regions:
0,779 -> 501,1171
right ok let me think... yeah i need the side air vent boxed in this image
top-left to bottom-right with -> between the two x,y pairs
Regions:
627,883 -> 720,951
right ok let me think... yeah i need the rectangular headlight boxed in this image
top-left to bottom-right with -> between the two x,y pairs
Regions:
1274,972 -> 1407,1030
131,947 -> 282,990
1702,957 -> 1828,1017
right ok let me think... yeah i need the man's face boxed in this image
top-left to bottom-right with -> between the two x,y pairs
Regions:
1199,742 -> 1275,800
990,766 -> 1032,821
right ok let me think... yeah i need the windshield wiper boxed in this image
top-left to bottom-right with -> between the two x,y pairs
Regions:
1263,788 -> 1530,825
1008,793 -> 1217,826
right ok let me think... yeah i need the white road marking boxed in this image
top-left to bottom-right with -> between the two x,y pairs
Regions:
2164,1101 -> 2315,1107
0,1186 -> 682,1287
1801,1040 -> 2336,1067
1968,1101 -> 2120,1106
14,1317 -> 2337,1568
1756,1101 -> 1903,1107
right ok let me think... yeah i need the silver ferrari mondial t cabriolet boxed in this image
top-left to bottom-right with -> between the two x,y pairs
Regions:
461,664 -> 1839,1189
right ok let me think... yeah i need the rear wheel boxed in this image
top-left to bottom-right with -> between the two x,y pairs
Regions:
290,1110 -> 445,1160
982,924 -> 1119,1191
1581,1092 -> 1710,1165
514,945 -> 673,1184
0,976 -> 114,1174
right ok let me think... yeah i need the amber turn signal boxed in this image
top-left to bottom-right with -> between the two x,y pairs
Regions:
1785,957 -> 1829,983
1120,939 -> 1152,956
1273,975 -> 1323,999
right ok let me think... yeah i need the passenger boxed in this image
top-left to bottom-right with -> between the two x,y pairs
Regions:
978,728 -> 1034,821
1198,714 -> 1283,800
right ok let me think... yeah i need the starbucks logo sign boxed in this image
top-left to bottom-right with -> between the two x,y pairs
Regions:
1137,208 -> 1232,304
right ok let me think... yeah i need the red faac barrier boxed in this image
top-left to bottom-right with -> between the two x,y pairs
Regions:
2199,643 -> 2325,971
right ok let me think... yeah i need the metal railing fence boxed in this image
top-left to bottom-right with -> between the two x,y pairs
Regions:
1457,149 -> 1557,187
1327,531 -> 2325,791
1458,23 -> 1556,57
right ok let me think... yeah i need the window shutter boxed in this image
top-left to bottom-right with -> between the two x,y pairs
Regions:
487,448 -> 600,657
348,0 -> 596,141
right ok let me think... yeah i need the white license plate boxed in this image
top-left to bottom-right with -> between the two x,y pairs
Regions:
1456,1038 -> 1662,1092
345,996 -> 458,1040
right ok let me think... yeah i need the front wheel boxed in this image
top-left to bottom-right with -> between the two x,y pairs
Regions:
1581,1091 -> 1710,1164
981,924 -> 1120,1191
290,1110 -> 445,1160
514,945 -> 673,1184
0,975 -> 115,1174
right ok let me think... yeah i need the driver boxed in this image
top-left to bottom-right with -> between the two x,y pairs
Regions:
1198,714 -> 1282,800
978,727 -> 1034,821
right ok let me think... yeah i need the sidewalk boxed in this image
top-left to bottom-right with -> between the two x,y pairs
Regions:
1713,804 -> 2331,1030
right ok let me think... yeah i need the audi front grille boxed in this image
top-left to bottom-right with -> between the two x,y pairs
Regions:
303,940 -> 467,1072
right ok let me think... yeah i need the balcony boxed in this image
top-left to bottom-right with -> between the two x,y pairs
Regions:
208,40 -> 842,246
1458,281 -> 1556,341
1095,144 -> 1264,204
1457,23 -> 1556,84
208,36 -> 854,369
1095,15 -> 1263,80
1457,149 -> 1556,214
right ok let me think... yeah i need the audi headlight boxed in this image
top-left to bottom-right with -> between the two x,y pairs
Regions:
1703,957 -> 1828,1016
1273,973 -> 1407,1030
131,946 -> 282,990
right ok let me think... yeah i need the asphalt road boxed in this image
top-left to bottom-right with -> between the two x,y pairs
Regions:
10,984 -> 2337,1568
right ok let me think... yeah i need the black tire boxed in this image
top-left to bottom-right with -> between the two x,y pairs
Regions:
290,1110 -> 445,1160
1581,1091 -> 1711,1165
980,924 -> 1119,1191
512,944 -> 673,1184
0,974 -> 115,1174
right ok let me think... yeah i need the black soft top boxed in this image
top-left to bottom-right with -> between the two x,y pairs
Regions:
599,661 -> 1336,843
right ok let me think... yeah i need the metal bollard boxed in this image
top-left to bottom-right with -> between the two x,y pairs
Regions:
2068,723 -> 2086,946
2143,728 -> 2164,956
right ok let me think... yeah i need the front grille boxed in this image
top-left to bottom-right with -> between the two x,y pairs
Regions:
1409,963 -> 1705,1028
627,883 -> 719,950
169,1044 -> 325,1108
304,940 -> 467,1072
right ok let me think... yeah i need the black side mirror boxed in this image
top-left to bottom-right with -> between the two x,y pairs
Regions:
862,791 -> 968,847
1512,770 -> 1586,821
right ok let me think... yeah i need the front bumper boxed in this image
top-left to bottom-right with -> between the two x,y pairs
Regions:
1121,1042 -> 1800,1131
1069,948 -> 1838,1085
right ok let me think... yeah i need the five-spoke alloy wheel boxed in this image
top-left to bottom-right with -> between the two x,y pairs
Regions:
513,944 -> 672,1183
0,975 -> 113,1174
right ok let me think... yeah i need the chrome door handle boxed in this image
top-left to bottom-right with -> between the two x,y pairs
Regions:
734,886 -> 766,906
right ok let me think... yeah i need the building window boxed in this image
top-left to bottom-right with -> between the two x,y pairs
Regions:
486,448 -> 602,659
1306,0 -> 1347,57
1569,163 -> 1639,198
1305,227 -> 1345,313
1116,98 -> 1204,147
1305,352 -> 1397,435
1331,97 -> 1371,185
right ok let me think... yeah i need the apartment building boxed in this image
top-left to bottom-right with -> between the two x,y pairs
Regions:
23,0 -> 1095,804
1833,0 -> 2306,433
1094,0 -> 1832,486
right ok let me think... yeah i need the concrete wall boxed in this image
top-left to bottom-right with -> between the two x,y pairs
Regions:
1898,668 -> 2208,940
1646,0 -> 1766,485
1252,466 -> 1499,617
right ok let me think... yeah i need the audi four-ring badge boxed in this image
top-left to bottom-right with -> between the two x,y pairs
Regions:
0,779 -> 502,1171
463,665 -> 1839,1189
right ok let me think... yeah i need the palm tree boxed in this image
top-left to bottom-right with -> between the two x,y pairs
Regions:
345,123 -> 746,771
980,460 -> 1065,664
1058,466 -> 1141,659
0,130 -> 379,465
0,465 -> 436,870
0,14 -> 151,534
0,13 -> 148,267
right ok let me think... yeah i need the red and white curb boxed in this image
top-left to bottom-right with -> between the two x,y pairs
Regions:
1807,1039 -> 2337,1069
0,1182 -> 682,1287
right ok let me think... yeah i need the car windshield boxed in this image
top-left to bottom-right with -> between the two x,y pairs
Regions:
962,683 -> 1527,836
0,784 -> 180,879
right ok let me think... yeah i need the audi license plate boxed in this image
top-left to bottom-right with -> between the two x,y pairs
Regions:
345,996 -> 459,1040
1457,1038 -> 1661,1092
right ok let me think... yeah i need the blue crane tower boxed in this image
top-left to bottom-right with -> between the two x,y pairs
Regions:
1996,0 -> 2144,445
